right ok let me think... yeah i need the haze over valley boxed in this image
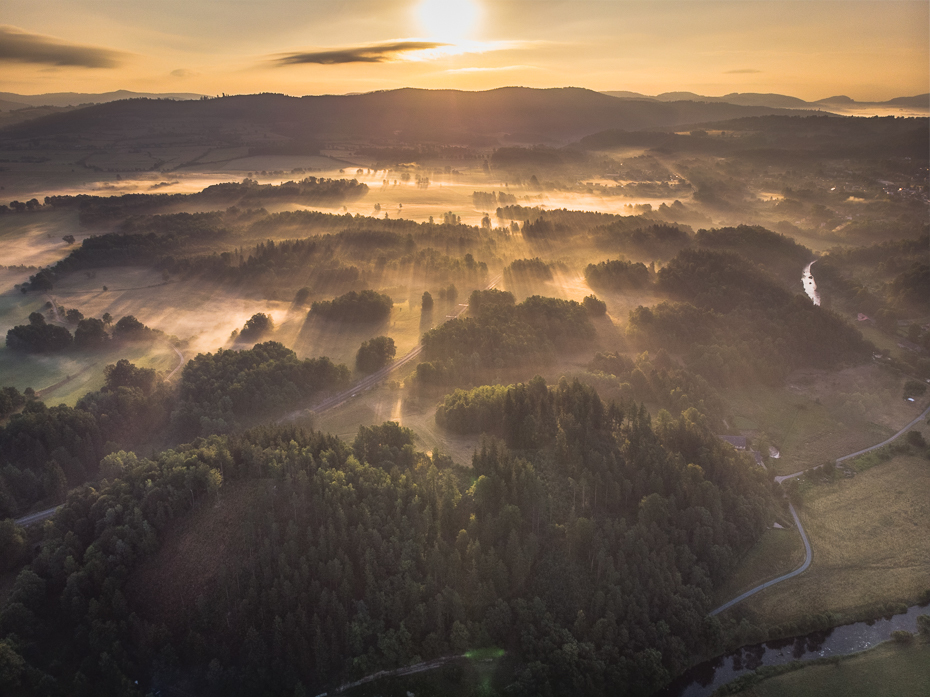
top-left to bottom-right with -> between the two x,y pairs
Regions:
0,2 -> 928,696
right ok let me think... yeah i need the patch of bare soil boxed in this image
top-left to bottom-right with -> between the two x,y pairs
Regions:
126,479 -> 268,630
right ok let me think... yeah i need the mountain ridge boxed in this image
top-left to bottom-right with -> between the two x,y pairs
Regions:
0,86 -> 830,146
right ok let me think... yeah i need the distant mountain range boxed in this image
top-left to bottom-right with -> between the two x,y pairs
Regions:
601,90 -> 930,111
0,87 -> 835,146
0,90 -> 205,110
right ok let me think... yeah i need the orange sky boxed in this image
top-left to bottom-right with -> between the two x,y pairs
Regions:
1,1 -> 927,101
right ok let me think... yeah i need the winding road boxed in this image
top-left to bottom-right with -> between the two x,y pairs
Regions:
710,502 -> 812,616
710,399 -> 930,615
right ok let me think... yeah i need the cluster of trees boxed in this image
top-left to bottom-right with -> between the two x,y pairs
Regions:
693,225 -> 810,283
584,259 -> 652,291
0,387 -> 27,419
0,376 -> 772,696
171,341 -> 349,439
584,351 -> 727,427
235,313 -> 275,343
504,258 -> 562,283
383,249 -> 488,286
583,295 -> 607,316
49,231 -> 182,277
417,290 -> 594,385
594,223 -> 691,260
8,311 -> 161,353
623,248 -> 874,387
310,290 -> 393,323
5,313 -> 73,353
0,361 -> 172,517
43,178 -> 368,223
356,336 -> 396,374
473,191 -> 517,210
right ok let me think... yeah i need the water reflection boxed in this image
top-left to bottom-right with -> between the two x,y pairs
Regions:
802,260 -> 820,306
656,604 -> 927,697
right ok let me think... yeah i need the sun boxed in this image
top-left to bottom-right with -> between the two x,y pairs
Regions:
418,0 -> 481,43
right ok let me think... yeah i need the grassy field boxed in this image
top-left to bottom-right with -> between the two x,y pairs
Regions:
0,342 -> 177,406
0,210 -> 85,269
721,454 -> 930,627
734,639 -> 930,697
722,364 -> 921,476
713,526 -> 806,608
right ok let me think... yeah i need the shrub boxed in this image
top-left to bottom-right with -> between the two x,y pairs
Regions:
583,294 -> 607,316
356,336 -> 396,374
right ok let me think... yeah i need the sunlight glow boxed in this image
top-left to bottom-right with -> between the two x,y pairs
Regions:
418,0 -> 481,43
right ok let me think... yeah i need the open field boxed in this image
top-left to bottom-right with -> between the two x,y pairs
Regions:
734,639 -> 930,697
722,364 -> 922,476
722,454 -> 930,627
0,210 -> 86,269
0,341 -> 177,406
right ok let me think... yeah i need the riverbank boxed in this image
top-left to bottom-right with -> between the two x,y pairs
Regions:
716,633 -> 930,697
657,603 -> 930,697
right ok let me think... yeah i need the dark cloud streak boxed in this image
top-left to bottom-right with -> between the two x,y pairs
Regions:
725,68 -> 762,74
0,25 -> 125,68
276,41 -> 448,66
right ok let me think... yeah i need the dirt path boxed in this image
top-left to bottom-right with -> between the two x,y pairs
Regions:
45,293 -> 63,322
165,344 -> 185,381
36,362 -> 97,397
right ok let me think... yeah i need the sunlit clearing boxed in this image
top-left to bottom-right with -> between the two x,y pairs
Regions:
418,0 -> 481,43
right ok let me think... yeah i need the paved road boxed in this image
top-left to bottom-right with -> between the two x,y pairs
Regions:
165,344 -> 185,381
774,401 -> 930,483
14,505 -> 61,527
712,398 -> 930,615
710,502 -> 812,616
281,274 -> 502,422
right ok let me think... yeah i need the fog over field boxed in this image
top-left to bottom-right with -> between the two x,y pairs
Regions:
0,2 -> 928,696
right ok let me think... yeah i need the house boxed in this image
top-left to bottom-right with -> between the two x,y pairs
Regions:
718,435 -> 747,450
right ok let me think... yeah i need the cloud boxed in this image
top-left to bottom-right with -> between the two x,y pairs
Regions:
724,68 -> 762,74
170,68 -> 197,78
0,25 -> 126,68
275,41 -> 448,66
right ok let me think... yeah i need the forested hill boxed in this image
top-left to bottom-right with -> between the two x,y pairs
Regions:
0,379 -> 773,697
0,87 -> 819,146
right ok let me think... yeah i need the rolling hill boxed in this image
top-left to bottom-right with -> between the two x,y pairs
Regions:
0,86 -> 825,147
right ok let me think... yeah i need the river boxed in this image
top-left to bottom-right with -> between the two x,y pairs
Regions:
802,261 -> 820,305
655,604 -> 928,697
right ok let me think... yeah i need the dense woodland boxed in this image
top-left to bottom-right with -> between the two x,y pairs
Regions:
624,248 -> 876,387
0,377 -> 773,697
171,342 -> 349,439
417,290 -> 594,385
